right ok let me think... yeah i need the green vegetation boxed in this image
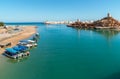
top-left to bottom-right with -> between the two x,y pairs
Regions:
0,22 -> 4,27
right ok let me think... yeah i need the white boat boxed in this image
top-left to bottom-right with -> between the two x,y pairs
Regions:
28,40 -> 37,46
18,40 -> 37,48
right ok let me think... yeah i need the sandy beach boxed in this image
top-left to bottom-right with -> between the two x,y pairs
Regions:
0,26 -> 36,54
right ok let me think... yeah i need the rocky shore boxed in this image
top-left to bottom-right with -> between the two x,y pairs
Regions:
67,13 -> 120,29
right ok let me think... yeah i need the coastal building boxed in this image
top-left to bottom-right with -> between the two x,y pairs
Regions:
44,21 -> 74,25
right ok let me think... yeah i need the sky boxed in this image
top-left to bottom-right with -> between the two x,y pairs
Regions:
0,0 -> 120,22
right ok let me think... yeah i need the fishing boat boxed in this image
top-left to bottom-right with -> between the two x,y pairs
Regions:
28,40 -> 37,46
13,45 -> 30,56
18,40 -> 37,48
35,33 -> 39,37
31,33 -> 40,42
12,45 -> 28,52
4,47 -> 30,59
4,33 -> 39,59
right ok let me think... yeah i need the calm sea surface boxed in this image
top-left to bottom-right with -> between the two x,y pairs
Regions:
1,23 -> 120,79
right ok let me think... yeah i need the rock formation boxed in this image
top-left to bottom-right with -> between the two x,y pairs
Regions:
67,13 -> 120,29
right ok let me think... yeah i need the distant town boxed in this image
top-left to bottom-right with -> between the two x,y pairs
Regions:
44,21 -> 74,25
44,13 -> 120,30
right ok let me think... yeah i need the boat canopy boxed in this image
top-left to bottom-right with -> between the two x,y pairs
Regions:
19,40 -> 36,45
28,40 -> 36,43
20,40 -> 29,43
5,48 -> 18,54
13,46 -> 22,51
17,45 -> 28,50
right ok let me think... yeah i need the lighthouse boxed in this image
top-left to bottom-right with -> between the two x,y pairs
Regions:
107,13 -> 111,17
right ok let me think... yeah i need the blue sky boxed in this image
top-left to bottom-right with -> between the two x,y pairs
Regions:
0,0 -> 120,22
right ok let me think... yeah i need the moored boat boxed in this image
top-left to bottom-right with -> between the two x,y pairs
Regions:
18,40 -> 37,48
4,45 -> 30,59
4,48 -> 29,59
4,48 -> 20,59
3,33 -> 39,59
12,45 -> 28,52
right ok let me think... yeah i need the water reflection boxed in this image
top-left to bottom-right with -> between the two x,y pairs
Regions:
2,51 -> 29,64
6,57 -> 29,64
94,29 -> 120,39
76,28 -> 120,39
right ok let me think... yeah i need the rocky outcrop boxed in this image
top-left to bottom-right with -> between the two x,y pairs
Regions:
67,13 -> 120,29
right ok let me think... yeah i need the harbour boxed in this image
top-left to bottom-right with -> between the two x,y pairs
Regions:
1,0 -> 120,79
0,23 -> 120,79
3,33 -> 39,59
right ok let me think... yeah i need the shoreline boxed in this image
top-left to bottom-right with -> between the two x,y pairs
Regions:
0,26 -> 37,54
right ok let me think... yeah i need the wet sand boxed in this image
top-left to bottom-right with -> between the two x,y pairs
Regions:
0,26 -> 36,54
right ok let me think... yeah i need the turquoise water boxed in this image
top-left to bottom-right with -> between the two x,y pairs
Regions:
1,23 -> 120,79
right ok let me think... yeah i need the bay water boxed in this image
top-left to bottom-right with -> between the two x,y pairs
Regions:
0,23 -> 120,79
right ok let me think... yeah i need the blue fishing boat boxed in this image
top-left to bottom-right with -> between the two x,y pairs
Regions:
4,47 -> 30,59
4,48 -> 20,59
13,45 -> 28,52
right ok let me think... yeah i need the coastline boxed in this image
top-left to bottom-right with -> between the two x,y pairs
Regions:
0,26 -> 37,54
67,13 -> 120,30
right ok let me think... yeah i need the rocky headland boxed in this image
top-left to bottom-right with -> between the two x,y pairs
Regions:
67,13 -> 120,30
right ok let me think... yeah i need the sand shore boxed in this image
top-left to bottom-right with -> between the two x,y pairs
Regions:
0,26 -> 36,54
